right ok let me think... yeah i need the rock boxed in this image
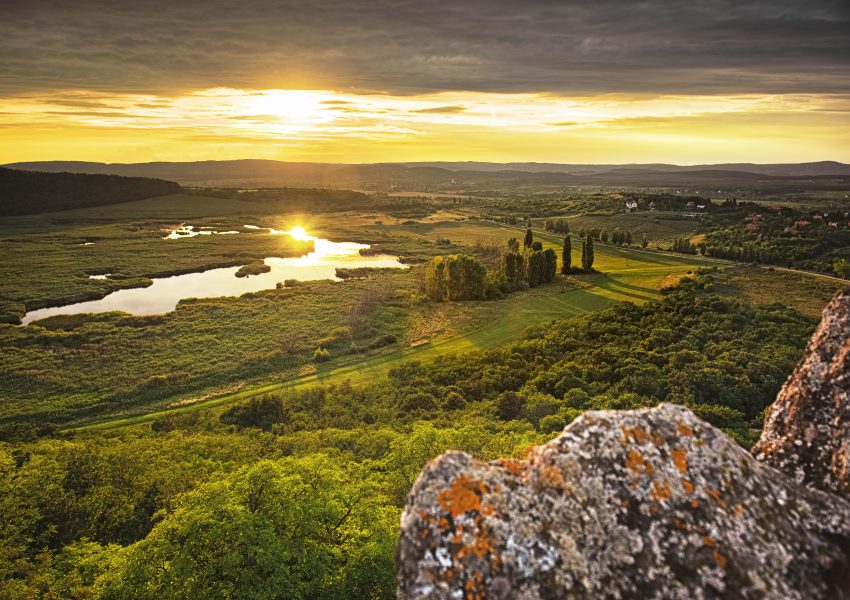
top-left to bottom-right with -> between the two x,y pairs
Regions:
753,287 -> 850,499
396,404 -> 850,599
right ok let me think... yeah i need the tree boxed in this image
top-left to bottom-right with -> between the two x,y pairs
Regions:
542,248 -> 558,282
600,228 -> 609,244
561,235 -> 572,274
531,240 -> 543,252
499,251 -> 524,289
423,256 -> 448,301
625,231 -> 633,246
641,233 -> 649,248
524,250 -> 544,287
424,254 -> 487,301
582,234 -> 595,271
507,237 -> 520,253
835,257 -> 850,279
497,391 -> 524,420
100,458 -> 396,600
523,227 -> 533,248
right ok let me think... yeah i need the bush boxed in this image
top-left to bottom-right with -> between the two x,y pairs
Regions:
313,347 -> 331,362
370,334 -> 397,349
540,414 -> 566,434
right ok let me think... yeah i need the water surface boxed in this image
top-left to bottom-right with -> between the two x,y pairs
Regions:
22,228 -> 406,325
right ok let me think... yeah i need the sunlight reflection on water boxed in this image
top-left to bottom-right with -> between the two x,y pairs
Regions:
22,226 -> 406,325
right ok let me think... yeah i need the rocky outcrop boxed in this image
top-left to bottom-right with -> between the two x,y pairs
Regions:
397,288 -> 850,599
753,287 -> 850,499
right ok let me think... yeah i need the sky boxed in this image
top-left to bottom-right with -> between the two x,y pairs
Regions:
1,0 -> 849,164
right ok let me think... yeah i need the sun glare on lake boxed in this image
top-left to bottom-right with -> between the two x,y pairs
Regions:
287,225 -> 310,241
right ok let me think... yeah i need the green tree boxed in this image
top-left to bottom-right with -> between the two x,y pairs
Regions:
582,235 -> 595,271
523,227 -> 533,249
424,256 -> 448,301
425,254 -> 487,301
641,233 -> 649,248
600,228 -> 609,244
561,235 -> 572,274
101,458 -> 397,600
542,248 -> 558,283
835,257 -> 850,279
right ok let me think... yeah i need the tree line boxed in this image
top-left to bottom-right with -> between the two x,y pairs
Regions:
423,228 -> 598,301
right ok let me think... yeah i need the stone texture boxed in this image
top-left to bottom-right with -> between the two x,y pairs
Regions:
397,403 -> 850,599
753,287 -> 850,499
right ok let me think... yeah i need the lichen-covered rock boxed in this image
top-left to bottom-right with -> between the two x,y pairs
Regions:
753,287 -> 850,499
397,404 -> 850,599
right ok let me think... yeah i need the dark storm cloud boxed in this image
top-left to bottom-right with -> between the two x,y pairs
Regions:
1,0 -> 848,96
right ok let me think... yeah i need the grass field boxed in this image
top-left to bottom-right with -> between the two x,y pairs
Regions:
555,211 -> 702,244
3,196 -> 838,432
65,220 -> 722,432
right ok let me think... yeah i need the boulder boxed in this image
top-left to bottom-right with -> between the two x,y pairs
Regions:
397,403 -> 850,599
753,287 -> 850,499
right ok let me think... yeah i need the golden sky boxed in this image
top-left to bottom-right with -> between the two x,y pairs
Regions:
2,1 -> 848,165
2,88 -> 849,164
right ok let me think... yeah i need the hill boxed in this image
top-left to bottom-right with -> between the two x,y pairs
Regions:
0,167 -> 182,215
5,160 -> 850,192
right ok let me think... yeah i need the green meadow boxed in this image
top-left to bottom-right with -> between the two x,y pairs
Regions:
1,193 -> 841,433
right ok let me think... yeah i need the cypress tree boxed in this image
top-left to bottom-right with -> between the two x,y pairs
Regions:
524,227 -> 533,248
582,234 -> 594,271
561,235 -> 571,274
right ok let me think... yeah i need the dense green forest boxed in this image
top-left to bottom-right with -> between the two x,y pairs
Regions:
0,168 -> 182,215
0,279 -> 814,598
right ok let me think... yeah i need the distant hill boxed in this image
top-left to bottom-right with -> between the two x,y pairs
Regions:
0,167 -> 182,216
397,160 -> 850,177
4,159 -> 850,192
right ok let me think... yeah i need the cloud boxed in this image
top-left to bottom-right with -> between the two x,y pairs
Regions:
0,0 -> 848,97
412,105 -> 467,114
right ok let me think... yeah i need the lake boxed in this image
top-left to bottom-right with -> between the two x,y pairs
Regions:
21,226 -> 407,325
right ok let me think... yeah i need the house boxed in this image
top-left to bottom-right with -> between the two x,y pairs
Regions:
648,201 -> 656,211
625,200 -> 638,211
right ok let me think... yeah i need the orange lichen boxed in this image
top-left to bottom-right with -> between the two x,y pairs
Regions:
438,475 -> 488,517
713,550 -> 727,568
625,449 -> 655,476
539,465 -> 570,490
690,499 -> 700,509
500,458 -> 526,477
621,426 -> 651,445
734,503 -> 744,518
677,422 -> 694,437
652,480 -> 672,501
680,478 -> 695,494
707,487 -> 728,510
670,447 -> 688,473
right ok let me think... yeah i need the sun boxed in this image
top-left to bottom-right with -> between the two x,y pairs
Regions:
247,90 -> 329,130
287,225 -> 310,241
